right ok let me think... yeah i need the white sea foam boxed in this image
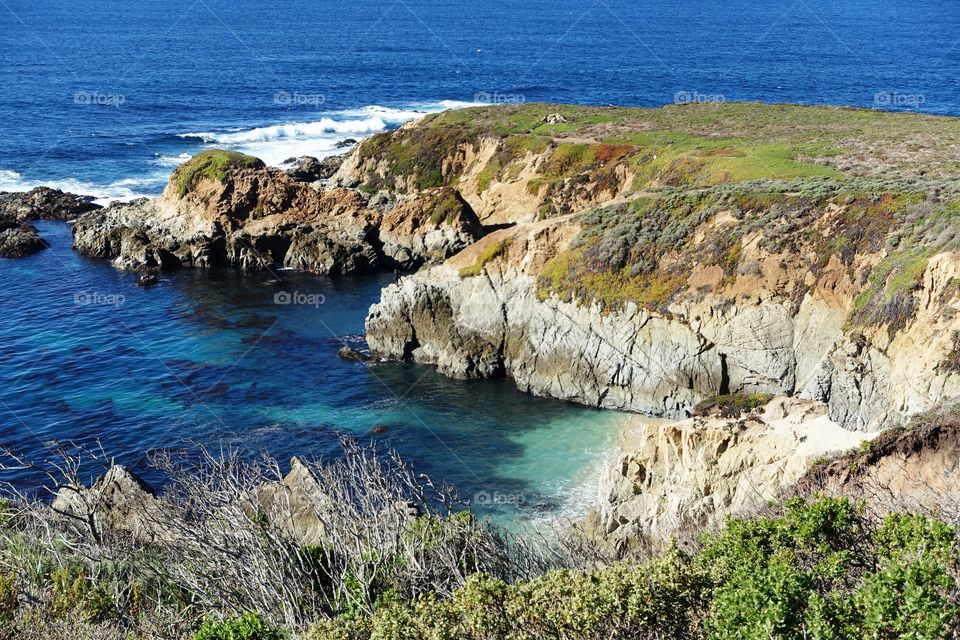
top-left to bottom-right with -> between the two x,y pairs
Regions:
3,101 -> 477,206
175,100 -> 479,166
150,153 -> 193,168
0,169 -> 161,205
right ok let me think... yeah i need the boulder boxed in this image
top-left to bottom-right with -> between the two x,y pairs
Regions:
51,465 -> 160,540
281,155 -> 346,183
0,220 -> 47,257
338,345 -> 370,361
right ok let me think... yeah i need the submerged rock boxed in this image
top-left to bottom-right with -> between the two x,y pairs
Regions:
338,345 -> 370,362
137,273 -> 159,287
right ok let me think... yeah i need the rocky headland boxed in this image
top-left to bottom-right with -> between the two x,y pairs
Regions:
343,102 -> 960,543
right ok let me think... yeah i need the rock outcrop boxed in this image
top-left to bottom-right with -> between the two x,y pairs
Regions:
281,155 -> 345,183
0,187 -> 101,222
793,406 -> 960,516
587,397 -> 876,550
0,186 -> 101,257
0,219 -> 47,257
51,465 -> 160,540
52,459 -> 338,545
72,150 -> 483,274
366,206 -> 960,431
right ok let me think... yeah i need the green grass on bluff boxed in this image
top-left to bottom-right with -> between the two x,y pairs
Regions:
173,149 -> 263,197
357,102 -> 960,329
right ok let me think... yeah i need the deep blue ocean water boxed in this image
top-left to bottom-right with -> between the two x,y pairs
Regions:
1,0 -> 959,521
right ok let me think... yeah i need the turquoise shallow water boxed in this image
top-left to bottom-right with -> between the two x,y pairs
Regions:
0,222 -> 623,524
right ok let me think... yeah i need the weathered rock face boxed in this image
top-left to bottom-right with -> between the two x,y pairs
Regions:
377,188 -> 484,269
586,397 -> 876,550
366,210 -> 960,432
72,150 -> 484,274
793,407 -> 960,516
332,129 -> 636,225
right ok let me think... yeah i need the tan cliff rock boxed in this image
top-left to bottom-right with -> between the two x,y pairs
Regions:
586,397 -> 877,550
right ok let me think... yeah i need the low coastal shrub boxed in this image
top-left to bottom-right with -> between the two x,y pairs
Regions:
195,612 -> 286,640
459,238 -> 511,277
309,496 -> 960,640
692,392 -> 773,418
1,440 -> 959,639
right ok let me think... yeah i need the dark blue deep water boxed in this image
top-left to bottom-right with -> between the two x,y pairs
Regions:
1,0 -> 959,521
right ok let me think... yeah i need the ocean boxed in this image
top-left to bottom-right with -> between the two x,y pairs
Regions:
1,0 -> 958,522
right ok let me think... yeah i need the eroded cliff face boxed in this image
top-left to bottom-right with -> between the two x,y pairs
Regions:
366,205 -> 960,432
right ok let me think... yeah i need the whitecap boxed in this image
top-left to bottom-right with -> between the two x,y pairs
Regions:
0,168 -> 162,205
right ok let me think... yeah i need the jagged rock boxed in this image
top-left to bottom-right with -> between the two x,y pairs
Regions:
73,150 -> 478,276
336,138 -> 358,149
586,397 -> 875,550
51,465 -> 160,540
281,155 -> 345,183
137,274 -> 159,287
0,186 -> 100,222
338,346 -> 370,361
0,187 -> 100,257
254,457 -> 334,544
0,220 -> 47,257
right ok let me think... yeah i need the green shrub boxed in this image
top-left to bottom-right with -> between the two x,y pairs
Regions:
692,393 -> 773,418
459,238 -> 511,277
50,567 -> 114,622
195,612 -> 285,640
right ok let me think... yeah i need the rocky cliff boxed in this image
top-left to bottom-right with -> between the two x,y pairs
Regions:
72,150 -> 483,274
361,103 -> 960,433
586,396 -> 876,550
